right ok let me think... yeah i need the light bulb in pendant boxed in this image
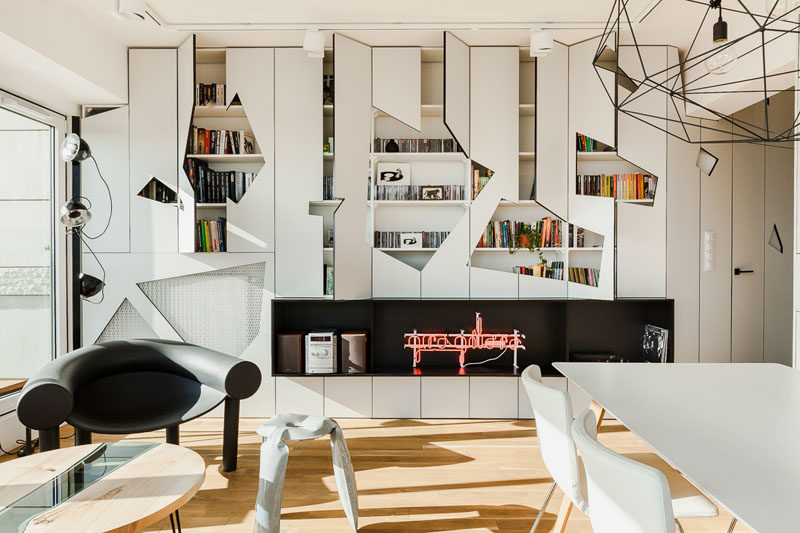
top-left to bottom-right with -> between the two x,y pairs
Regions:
765,0 -> 800,17
705,4 -> 737,75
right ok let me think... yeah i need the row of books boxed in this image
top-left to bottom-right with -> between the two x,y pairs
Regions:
477,217 -> 563,249
190,127 -> 256,155
373,231 -> 450,249
196,217 -> 226,252
514,261 -> 565,280
323,176 -> 334,200
371,185 -> 466,201
569,267 -> 600,286
138,178 -> 176,204
576,174 -> 657,200
373,138 -> 457,153
195,83 -> 225,107
186,159 -> 256,203
576,134 -> 612,153
472,169 -> 494,199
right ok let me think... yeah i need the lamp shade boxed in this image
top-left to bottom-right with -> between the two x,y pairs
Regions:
79,273 -> 104,298
59,199 -> 92,228
60,133 -> 92,162
696,148 -> 719,176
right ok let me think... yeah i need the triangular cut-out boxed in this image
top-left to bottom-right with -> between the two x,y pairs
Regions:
83,106 -> 122,118
379,248 -> 430,272
184,95 -> 262,205
138,177 -> 177,204
137,262 -> 265,356
471,160 -> 494,200
593,46 -> 639,93
576,133 -> 657,203
769,224 -> 783,254
471,203 -> 568,282
96,298 -> 157,343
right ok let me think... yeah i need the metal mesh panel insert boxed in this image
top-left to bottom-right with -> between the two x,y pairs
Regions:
137,262 -> 265,356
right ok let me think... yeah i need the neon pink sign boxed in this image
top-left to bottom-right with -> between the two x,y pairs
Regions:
404,312 -> 526,369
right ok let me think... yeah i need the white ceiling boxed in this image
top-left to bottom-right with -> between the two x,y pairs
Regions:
64,0 -> 796,52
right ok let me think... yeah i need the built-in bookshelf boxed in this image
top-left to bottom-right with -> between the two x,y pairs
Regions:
187,48 -> 265,253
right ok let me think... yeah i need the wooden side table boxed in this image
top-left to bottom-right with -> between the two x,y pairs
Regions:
0,442 -> 205,532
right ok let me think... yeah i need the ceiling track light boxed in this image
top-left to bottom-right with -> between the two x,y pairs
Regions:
529,28 -> 554,58
303,29 -> 326,58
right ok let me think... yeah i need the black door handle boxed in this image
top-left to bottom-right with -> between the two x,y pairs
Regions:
734,268 -> 754,275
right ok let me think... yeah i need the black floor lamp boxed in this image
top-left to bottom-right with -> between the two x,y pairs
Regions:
59,126 -> 113,350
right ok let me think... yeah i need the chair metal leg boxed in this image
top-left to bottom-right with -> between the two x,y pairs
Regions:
38,427 -> 60,452
674,518 -> 685,533
75,428 -> 92,446
222,396 -> 240,472
169,512 -> 176,533
529,482 -> 557,533
175,509 -> 182,532
166,425 -> 179,445
726,517 -> 737,533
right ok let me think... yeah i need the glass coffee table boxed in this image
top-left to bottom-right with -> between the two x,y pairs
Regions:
0,442 -> 205,532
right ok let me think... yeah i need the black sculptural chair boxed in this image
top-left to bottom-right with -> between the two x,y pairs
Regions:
17,339 -> 261,471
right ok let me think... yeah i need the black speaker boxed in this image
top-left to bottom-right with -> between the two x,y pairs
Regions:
341,331 -> 368,373
277,332 -> 304,373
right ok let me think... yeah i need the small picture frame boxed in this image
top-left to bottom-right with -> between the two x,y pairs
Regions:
400,232 -> 423,249
377,163 -> 410,186
420,185 -> 445,201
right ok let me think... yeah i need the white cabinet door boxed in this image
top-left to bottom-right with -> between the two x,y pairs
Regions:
275,48 -> 324,296
129,48 -> 178,253
333,34 -> 373,299
276,377 -> 324,416
444,32 -> 470,156
226,48 -> 275,253
535,42 -> 569,220
325,377 -> 372,418
373,249 -> 421,298
177,36 -> 196,254
469,377 -> 518,418
372,377 -> 421,418
373,47 -> 421,131
421,377 -> 469,418
617,45 -> 667,298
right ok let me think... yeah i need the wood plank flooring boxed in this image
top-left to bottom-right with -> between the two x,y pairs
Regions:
2,419 -> 748,532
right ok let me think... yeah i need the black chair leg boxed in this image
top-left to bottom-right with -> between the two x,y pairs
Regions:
38,427 -> 60,452
75,428 -> 92,446
166,425 -> 180,445
222,396 -> 239,472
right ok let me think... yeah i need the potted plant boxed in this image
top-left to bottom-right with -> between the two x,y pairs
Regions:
510,223 -> 549,270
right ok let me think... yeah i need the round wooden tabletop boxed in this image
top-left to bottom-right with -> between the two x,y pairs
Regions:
0,442 -> 206,533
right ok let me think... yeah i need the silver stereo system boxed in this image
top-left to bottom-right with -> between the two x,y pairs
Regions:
305,330 -> 338,374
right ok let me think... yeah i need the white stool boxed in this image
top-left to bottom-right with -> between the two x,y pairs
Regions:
254,413 -> 358,532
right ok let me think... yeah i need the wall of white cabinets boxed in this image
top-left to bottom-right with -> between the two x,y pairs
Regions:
78,32 -> 795,418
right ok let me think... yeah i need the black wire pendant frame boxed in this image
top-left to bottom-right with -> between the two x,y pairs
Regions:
595,0 -> 800,144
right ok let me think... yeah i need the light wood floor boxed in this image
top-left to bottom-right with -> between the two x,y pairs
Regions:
3,419 -> 748,532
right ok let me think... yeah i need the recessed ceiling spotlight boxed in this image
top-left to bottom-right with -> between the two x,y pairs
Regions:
115,0 -> 148,21
303,29 -> 325,58
529,28 -> 553,58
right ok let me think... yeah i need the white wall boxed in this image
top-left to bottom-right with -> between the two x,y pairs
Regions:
0,0 -> 127,114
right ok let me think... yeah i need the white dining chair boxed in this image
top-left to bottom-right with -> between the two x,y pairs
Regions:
572,408 -> 676,532
521,364 -> 718,533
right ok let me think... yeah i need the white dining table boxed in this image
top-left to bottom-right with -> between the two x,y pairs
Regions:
553,362 -> 800,533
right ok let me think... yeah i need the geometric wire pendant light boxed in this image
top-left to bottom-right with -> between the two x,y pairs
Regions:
595,0 -> 800,144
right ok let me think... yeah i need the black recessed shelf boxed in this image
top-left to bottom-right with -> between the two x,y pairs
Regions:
272,298 -> 674,378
